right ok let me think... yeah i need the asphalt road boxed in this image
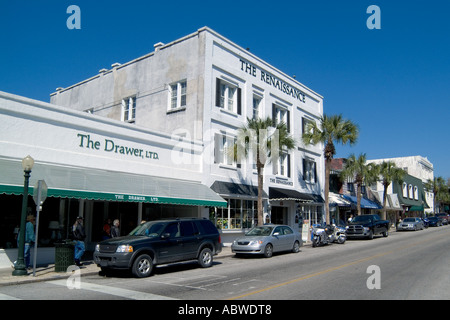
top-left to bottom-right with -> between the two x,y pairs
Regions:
1,225 -> 449,302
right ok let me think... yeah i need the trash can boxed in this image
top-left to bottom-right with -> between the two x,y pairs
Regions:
54,240 -> 75,272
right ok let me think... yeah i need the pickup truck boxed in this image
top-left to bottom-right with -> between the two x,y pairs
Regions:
346,214 -> 389,239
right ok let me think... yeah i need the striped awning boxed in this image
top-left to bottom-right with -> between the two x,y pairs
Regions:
0,158 -> 227,207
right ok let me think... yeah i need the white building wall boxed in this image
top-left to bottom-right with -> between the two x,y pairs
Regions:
367,156 -> 434,213
47,26 -> 326,236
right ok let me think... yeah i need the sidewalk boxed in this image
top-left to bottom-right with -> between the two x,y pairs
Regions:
0,246 -> 234,287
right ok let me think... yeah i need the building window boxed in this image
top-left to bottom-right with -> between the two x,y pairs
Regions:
169,80 -> 187,110
216,198 -> 257,230
214,133 -> 237,166
303,158 -> 317,183
273,152 -> 291,178
215,78 -> 242,115
408,184 -> 413,199
302,117 -> 314,135
272,104 -> 290,132
121,96 -> 136,123
252,95 -> 262,119
414,186 -> 419,200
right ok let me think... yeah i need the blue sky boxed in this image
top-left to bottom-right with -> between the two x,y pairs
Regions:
1,0 -> 449,178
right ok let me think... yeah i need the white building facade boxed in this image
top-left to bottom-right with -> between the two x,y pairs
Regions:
367,156 -> 434,214
0,27 -> 325,266
50,27 -> 325,241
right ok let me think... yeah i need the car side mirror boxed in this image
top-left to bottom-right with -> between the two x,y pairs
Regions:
273,232 -> 280,236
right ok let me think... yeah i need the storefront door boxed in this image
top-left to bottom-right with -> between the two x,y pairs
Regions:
271,206 -> 287,224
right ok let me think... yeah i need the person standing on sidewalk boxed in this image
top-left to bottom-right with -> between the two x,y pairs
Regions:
72,216 -> 86,267
111,219 -> 120,238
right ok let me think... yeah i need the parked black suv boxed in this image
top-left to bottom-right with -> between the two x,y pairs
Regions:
93,218 -> 222,277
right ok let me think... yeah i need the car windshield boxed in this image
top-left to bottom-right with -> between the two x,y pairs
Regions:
245,226 -> 274,236
403,218 -> 415,222
128,221 -> 166,237
352,216 -> 372,223
428,217 -> 437,220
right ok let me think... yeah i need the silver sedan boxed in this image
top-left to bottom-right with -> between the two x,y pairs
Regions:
397,217 -> 425,231
231,224 -> 302,258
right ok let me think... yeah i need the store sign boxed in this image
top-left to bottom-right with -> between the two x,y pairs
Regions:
76,133 -> 159,160
239,59 -> 306,103
269,177 -> 293,186
114,194 -> 159,202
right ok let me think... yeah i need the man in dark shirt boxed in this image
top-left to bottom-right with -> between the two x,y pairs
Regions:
72,216 -> 86,266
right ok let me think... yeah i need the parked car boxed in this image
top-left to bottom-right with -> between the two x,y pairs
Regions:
435,213 -> 449,225
421,217 -> 430,228
396,217 -> 424,231
427,216 -> 443,227
93,218 -> 222,278
231,224 -> 302,258
346,214 -> 389,239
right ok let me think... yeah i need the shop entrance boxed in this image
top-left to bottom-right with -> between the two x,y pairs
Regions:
271,206 -> 287,224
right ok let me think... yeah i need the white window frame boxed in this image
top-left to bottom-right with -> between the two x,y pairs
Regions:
274,105 -> 287,126
273,152 -> 290,178
121,96 -> 136,123
215,133 -> 237,167
414,186 -> 419,200
220,81 -> 238,113
402,182 -> 408,198
303,158 -> 317,183
169,80 -> 187,110
252,94 -> 262,119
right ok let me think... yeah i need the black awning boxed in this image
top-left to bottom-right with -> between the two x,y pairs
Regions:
210,181 -> 267,198
269,187 -> 323,203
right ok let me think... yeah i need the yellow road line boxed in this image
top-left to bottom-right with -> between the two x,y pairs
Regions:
228,231 -> 445,300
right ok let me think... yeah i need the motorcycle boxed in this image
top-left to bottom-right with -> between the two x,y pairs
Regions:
333,225 -> 347,244
311,224 -> 335,247
311,224 -> 346,247
421,217 -> 429,228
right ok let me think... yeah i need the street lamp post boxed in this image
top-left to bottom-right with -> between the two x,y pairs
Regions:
12,155 -> 34,276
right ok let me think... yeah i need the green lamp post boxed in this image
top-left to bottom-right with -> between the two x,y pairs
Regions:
12,155 -> 34,276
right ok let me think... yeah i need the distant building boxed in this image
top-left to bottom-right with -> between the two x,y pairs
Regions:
367,156 -> 434,214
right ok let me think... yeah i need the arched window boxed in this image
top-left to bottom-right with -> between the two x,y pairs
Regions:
414,186 -> 419,200
402,182 -> 408,198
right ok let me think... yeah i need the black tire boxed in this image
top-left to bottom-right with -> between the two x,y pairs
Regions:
382,229 -> 389,237
367,230 -> 374,240
292,241 -> 300,253
263,244 -> 273,258
132,254 -> 153,278
198,247 -> 213,268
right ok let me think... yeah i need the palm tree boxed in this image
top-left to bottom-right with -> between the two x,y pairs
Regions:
378,161 -> 405,220
340,153 -> 379,216
235,117 -> 295,226
302,114 -> 359,224
425,176 -> 449,213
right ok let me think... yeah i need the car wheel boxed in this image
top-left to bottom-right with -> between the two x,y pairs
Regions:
292,241 -> 300,253
132,254 -> 153,278
382,230 -> 389,237
198,247 -> 213,268
367,230 -> 374,240
263,244 -> 273,258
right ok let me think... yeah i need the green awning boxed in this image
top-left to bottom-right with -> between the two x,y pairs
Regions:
408,205 -> 424,212
0,158 -> 227,207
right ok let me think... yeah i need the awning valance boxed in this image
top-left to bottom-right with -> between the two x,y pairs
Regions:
269,187 -> 323,204
210,181 -> 267,199
342,195 -> 382,210
0,158 -> 227,207
329,192 -> 352,207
